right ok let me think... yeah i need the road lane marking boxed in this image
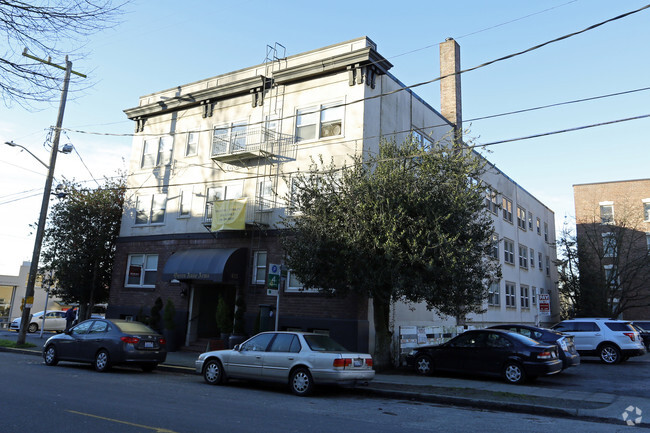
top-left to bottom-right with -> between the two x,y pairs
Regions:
66,410 -> 178,433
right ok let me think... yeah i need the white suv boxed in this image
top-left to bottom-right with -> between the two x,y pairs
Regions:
552,318 -> 646,364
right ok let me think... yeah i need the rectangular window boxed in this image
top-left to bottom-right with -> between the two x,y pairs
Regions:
519,245 -> 528,269
643,200 -> 650,222
528,212 -> 533,230
490,234 -> 499,259
252,251 -> 267,284
503,239 -> 515,265
529,249 -> 535,269
505,282 -> 516,308
488,281 -> 500,306
538,252 -> 543,271
602,232 -> 616,257
125,254 -> 158,288
485,189 -> 498,214
204,183 -> 243,223
212,122 -> 248,155
185,132 -> 198,156
158,136 -> 173,166
544,222 -> 549,242
179,189 -> 192,217
600,202 -> 614,224
545,255 -> 551,276
604,265 -> 619,289
135,194 -> 166,225
532,287 -> 537,305
296,102 -> 344,142
520,285 -> 530,309
646,233 -> 650,251
517,206 -> 527,230
141,136 -> 173,168
286,270 -> 320,293
502,197 -> 513,223
536,218 -> 541,235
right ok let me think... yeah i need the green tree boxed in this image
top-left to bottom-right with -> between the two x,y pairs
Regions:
280,137 -> 500,367
40,174 -> 125,321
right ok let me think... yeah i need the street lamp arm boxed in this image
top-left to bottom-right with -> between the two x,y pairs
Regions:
4,141 -> 50,170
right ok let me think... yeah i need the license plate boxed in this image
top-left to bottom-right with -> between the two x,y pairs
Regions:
354,359 -> 363,367
145,341 -> 154,348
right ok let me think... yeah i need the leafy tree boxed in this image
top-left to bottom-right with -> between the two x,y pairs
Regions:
563,203 -> 650,318
280,137 -> 500,367
555,220 -> 582,319
40,175 -> 125,321
0,0 -> 127,107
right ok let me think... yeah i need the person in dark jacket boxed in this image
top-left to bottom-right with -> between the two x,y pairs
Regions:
65,307 -> 76,331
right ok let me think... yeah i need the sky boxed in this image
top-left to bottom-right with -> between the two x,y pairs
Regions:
1,0 -> 648,275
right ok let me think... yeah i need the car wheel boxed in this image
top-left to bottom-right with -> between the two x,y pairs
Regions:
43,345 -> 59,366
27,323 -> 38,333
203,359 -> 224,385
599,344 -> 620,364
94,349 -> 111,372
290,367 -> 314,396
414,355 -> 434,376
141,363 -> 158,372
503,362 -> 526,384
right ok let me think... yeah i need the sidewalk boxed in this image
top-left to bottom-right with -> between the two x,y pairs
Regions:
1,329 -> 647,427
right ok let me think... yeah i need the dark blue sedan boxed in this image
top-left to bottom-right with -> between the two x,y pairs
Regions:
405,329 -> 562,384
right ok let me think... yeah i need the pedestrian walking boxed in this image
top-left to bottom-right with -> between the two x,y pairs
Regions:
65,307 -> 76,331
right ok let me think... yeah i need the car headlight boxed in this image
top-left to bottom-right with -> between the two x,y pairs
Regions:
408,349 -> 418,356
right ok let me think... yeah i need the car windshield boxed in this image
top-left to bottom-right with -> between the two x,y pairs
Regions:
114,321 -> 156,334
304,334 -> 349,352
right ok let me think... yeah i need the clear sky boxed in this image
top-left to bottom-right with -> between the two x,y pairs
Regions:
1,0 -> 648,275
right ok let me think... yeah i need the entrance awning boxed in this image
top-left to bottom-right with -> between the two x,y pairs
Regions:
161,248 -> 247,283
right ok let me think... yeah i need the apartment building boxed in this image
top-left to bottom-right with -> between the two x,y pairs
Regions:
109,37 -> 559,354
573,179 -> 650,319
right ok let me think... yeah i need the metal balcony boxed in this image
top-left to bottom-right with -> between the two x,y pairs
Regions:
211,127 -> 295,163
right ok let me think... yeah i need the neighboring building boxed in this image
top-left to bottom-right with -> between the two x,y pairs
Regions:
0,261 -> 62,327
109,37 -> 559,356
573,179 -> 650,319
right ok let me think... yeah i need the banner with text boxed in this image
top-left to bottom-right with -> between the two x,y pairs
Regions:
211,198 -> 247,231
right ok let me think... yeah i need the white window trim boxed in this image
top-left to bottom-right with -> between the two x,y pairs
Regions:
505,282 -> 517,308
204,182 -> 244,223
286,270 -> 320,293
178,188 -> 193,219
135,194 -> 167,226
519,244 -> 528,269
520,284 -> 530,309
125,253 -> 158,288
252,251 -> 267,285
185,131 -> 199,157
643,199 -> 650,222
295,100 -> 345,143
488,281 -> 500,306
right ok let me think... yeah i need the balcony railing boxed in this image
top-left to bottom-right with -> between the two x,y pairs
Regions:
211,126 -> 295,163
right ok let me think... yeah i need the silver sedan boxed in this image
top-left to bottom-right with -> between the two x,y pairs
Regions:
195,331 -> 375,396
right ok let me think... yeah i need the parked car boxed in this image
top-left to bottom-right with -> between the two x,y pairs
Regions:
10,310 -> 67,333
488,324 -> 580,370
632,321 -> 650,331
195,331 -> 375,396
551,318 -> 646,364
630,323 -> 650,350
405,329 -> 562,384
42,319 -> 166,372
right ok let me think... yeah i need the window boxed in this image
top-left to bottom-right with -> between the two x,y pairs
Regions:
538,252 -> 543,271
602,232 -> 616,257
185,132 -> 199,156
125,254 -> 158,287
252,251 -> 267,284
503,239 -> 515,265
490,234 -> 499,259
518,245 -> 528,269
545,255 -> 550,276
502,197 -> 513,223
544,222 -> 549,242
240,333 -> 274,352
532,287 -> 537,305
179,189 -> 192,217
141,136 -> 173,168
212,122 -> 247,155
643,200 -> 650,222
536,218 -> 541,235
135,194 -> 167,225
528,212 -> 533,230
296,102 -> 343,142
517,206 -> 527,230
485,189 -> 499,214
600,202 -> 614,224
269,333 -> 301,353
529,249 -> 535,269
647,233 -> 650,251
204,183 -> 244,222
604,265 -> 619,289
505,282 -> 516,308
286,270 -> 319,293
488,281 -> 500,306
520,285 -> 530,309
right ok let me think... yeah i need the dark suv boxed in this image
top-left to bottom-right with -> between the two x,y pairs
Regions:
552,318 -> 646,364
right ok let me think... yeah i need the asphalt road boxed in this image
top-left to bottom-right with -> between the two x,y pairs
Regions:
1,352 -> 642,433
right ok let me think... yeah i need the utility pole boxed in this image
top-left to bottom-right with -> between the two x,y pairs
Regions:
16,53 -> 85,345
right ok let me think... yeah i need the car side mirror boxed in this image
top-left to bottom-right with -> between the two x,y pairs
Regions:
233,344 -> 240,351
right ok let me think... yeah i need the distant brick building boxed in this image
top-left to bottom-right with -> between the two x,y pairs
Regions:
573,179 -> 650,319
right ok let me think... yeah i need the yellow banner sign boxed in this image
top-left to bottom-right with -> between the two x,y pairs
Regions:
211,198 -> 247,231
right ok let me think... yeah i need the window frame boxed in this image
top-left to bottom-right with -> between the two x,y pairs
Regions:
505,282 -> 516,308
135,194 -> 167,226
600,202 -> 614,224
517,206 -> 527,231
286,270 -> 320,293
295,101 -> 344,143
502,197 -> 513,223
503,239 -> 515,265
520,284 -> 530,309
125,253 -> 159,288
185,131 -> 199,157
488,281 -> 500,306
204,183 -> 244,223
518,244 -> 528,269
251,251 -> 267,285
179,188 -> 192,218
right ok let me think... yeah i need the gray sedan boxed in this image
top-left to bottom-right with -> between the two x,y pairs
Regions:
43,319 -> 167,372
195,331 -> 375,396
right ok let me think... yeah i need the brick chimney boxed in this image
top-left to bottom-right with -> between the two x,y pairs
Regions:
440,38 -> 462,141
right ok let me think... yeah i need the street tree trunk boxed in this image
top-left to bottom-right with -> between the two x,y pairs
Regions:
372,296 -> 392,370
